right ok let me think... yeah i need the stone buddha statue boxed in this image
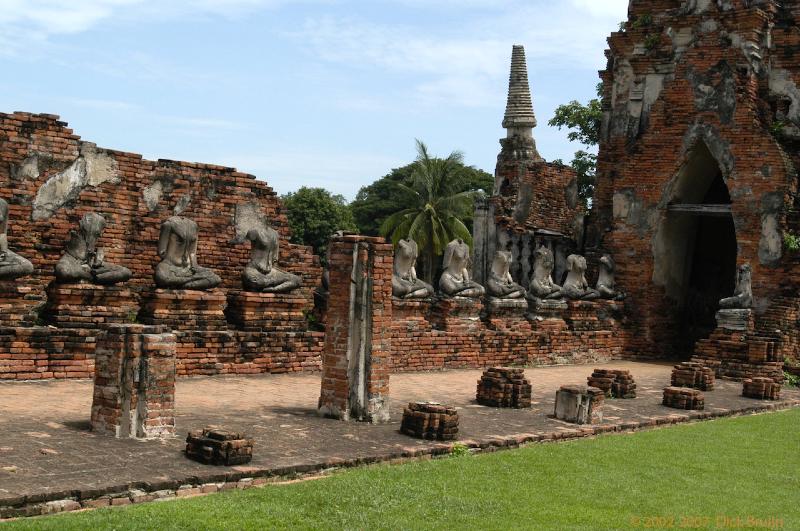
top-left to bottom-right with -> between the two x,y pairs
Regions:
596,254 -> 625,300
0,199 -> 34,281
562,254 -> 600,300
438,239 -> 485,299
392,239 -> 434,299
242,223 -> 302,293
719,263 -> 752,309
55,212 -> 131,285
486,250 -> 525,299
528,247 -> 563,300
155,216 -> 221,290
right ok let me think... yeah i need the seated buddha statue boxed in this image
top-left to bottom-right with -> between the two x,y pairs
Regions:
438,239 -> 485,299
55,212 -> 131,285
154,216 -> 221,290
486,250 -> 525,299
392,239 -> 434,299
242,223 -> 302,293
0,198 -> 34,281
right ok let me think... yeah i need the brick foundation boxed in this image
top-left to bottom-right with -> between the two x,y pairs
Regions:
225,291 -> 310,332
0,326 -> 96,379
587,369 -> 637,399
44,282 -> 139,328
671,362 -> 715,391
139,289 -> 227,331
90,325 -> 176,439
0,282 -> 38,327
742,378 -> 781,401
400,402 -> 459,441
663,387 -> 705,411
476,367 -> 532,408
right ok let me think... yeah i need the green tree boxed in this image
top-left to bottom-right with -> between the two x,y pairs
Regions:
351,160 -> 492,237
281,187 -> 357,262
379,140 -> 481,283
549,83 -> 603,206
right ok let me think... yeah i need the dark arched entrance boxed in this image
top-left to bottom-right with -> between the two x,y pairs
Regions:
653,142 -> 738,354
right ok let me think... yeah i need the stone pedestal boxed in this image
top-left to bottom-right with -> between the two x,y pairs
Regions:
476,367 -> 532,408
318,235 -> 392,424
715,309 -> 754,332
91,325 -> 176,439
139,289 -> 227,331
226,291 -> 310,331
400,402 -> 459,441
429,297 -> 483,331
0,282 -> 38,327
44,282 -> 138,328
662,387 -> 704,410
554,385 -> 604,424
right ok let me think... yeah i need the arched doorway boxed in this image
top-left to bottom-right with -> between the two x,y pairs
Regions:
653,142 -> 738,354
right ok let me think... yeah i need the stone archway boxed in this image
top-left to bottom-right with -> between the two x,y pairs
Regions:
653,142 -> 738,353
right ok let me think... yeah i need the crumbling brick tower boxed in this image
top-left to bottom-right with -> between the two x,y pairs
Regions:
473,45 -> 584,288
592,0 -> 800,360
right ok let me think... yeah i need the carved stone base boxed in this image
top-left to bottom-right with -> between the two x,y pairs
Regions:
139,289 -> 227,331
226,291 -> 310,331
429,297 -> 483,330
715,309 -> 754,332
44,282 -> 139,328
0,282 -> 38,327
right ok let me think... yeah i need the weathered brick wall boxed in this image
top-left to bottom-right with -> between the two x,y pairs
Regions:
0,112 -> 321,302
592,0 -> 800,357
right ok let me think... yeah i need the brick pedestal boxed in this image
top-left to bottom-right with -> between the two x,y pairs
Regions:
0,282 -> 39,327
671,362 -> 715,391
318,235 -> 392,424
139,290 -> 227,331
44,283 -> 138,329
429,297 -> 483,331
225,291 -> 310,331
483,298 -> 530,332
662,387 -> 704,410
476,367 -> 532,408
554,385 -> 604,424
91,325 -> 176,439
185,428 -> 254,465
587,369 -> 637,398
392,299 -> 431,322
693,326 -> 784,382
400,402 -> 459,441
742,378 -> 781,401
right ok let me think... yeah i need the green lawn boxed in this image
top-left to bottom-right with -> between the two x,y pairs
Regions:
4,409 -> 798,530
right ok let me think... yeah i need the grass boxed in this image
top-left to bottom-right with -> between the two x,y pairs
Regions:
3,409 -> 799,530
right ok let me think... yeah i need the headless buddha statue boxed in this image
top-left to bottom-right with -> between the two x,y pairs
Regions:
154,216 -> 221,290
595,254 -> 625,300
242,223 -> 302,293
719,263 -> 753,309
438,239 -> 485,298
0,199 -> 34,281
486,250 -> 525,299
55,212 -> 131,285
392,239 -> 434,299
561,254 -> 600,300
527,247 -> 563,301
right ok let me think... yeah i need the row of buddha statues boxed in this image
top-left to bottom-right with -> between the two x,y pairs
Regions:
392,238 -> 624,302
0,199 -> 301,294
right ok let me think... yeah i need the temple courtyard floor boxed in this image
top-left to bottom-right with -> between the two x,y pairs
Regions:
1,361 -> 799,518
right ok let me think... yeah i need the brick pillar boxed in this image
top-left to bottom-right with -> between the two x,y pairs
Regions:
318,235 -> 392,423
91,325 -> 176,439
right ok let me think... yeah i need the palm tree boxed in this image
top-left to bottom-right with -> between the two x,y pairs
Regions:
380,140 -> 480,284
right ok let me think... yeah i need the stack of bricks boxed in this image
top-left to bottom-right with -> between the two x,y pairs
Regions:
742,377 -> 781,401
692,328 -> 784,382
317,235 -> 392,423
476,367 -> 532,408
400,402 -> 459,441
587,368 -> 637,398
139,289 -> 227,331
554,385 -> 605,424
662,387 -> 705,411
185,427 -> 254,466
671,362 -> 715,391
43,283 -> 139,328
0,281 -> 38,326
91,325 -> 176,439
225,291 -> 311,332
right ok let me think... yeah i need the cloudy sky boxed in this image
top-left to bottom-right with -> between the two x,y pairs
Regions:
0,0 -> 629,199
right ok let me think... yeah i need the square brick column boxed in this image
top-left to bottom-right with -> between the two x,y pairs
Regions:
91,325 -> 176,439
318,235 -> 392,423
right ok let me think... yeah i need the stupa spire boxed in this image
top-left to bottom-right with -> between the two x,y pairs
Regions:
502,45 -> 537,139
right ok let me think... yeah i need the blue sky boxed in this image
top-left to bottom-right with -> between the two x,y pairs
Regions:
0,0 -> 629,199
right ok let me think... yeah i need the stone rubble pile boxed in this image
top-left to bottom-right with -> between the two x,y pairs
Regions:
185,427 -> 254,466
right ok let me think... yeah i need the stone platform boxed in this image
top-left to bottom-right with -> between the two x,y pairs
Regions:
44,283 -> 139,328
1,361 -> 798,518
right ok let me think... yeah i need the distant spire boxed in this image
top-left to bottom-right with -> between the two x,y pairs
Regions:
502,45 -> 537,139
